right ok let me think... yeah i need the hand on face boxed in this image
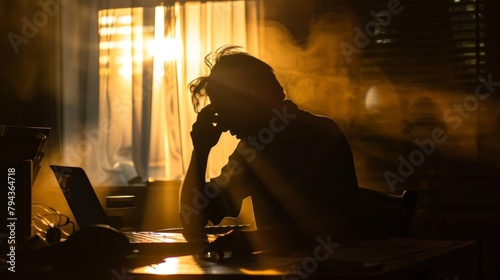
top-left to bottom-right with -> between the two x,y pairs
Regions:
208,92 -> 263,139
191,104 -> 225,151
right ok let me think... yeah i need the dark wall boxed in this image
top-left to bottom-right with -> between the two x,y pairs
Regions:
0,1 -> 59,128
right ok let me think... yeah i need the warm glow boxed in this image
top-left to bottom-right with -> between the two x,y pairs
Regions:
99,6 -> 180,79
146,37 -> 180,62
118,15 -> 133,25
147,257 -> 180,274
116,56 -> 133,78
99,15 -> 115,25
99,26 -> 133,36
99,9 -> 143,79
151,6 -> 181,73
239,268 -> 284,275
93,1 -> 255,184
131,256 -> 205,275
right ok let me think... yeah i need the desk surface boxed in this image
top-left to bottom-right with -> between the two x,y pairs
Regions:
128,238 -> 478,280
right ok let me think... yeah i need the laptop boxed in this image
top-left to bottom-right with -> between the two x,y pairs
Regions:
49,165 -> 247,256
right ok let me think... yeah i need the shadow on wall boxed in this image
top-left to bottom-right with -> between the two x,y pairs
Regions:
0,1 -> 59,127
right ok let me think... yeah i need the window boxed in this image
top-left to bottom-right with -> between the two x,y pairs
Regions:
60,1 -> 260,185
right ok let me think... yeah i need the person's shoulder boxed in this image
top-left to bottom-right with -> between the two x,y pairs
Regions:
285,100 -> 341,131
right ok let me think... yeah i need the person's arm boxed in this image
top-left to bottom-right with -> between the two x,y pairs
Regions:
179,151 -> 210,241
179,104 -> 222,242
197,223 -> 314,261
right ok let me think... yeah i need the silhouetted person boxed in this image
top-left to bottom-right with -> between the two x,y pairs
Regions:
179,46 -> 358,259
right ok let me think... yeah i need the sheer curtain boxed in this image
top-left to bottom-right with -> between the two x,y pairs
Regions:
60,0 -> 260,185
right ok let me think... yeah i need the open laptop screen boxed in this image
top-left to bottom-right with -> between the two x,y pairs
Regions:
50,165 -> 110,229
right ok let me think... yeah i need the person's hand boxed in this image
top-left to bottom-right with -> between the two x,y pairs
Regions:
182,231 -> 208,243
197,230 -> 253,262
191,104 -> 224,152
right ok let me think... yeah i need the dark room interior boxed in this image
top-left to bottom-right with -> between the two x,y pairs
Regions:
1,0 -> 499,279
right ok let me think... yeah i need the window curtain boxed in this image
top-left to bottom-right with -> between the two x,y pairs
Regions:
60,0 -> 260,185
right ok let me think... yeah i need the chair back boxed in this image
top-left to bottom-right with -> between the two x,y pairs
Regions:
356,188 -> 417,239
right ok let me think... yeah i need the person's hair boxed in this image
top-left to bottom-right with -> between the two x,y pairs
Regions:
188,45 -> 285,112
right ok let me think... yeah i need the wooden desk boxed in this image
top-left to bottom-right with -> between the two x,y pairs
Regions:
129,238 -> 478,280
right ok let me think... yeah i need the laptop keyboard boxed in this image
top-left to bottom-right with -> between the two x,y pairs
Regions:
124,232 -> 188,243
123,225 -> 250,244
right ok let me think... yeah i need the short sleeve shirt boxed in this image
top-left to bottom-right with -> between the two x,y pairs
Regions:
203,100 -> 359,234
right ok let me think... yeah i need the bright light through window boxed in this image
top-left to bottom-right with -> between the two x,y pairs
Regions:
92,1 -> 255,184
99,8 -> 146,78
99,6 -> 181,79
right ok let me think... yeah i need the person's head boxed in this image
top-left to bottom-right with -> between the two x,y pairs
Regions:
189,46 -> 286,138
